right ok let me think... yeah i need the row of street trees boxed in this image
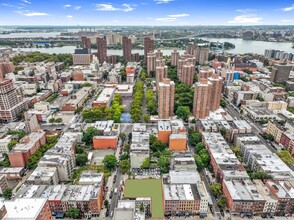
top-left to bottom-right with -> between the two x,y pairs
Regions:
82,94 -> 124,123
130,81 -> 144,122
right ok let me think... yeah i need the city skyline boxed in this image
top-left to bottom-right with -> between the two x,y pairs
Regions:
0,0 -> 294,26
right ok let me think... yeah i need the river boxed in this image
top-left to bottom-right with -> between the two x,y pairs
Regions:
8,38 -> 294,55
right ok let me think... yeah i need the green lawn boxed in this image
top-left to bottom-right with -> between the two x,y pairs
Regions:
124,179 -> 164,218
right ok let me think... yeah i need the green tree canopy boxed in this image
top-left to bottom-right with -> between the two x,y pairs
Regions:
217,195 -> 226,208
211,183 -> 222,197
176,106 -> 190,121
102,155 -> 118,170
119,160 -> 130,174
66,207 -> 80,219
3,188 -> 12,200
82,127 -> 99,146
76,152 -> 88,167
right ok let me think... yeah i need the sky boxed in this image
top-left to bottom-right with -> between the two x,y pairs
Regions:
0,0 -> 294,26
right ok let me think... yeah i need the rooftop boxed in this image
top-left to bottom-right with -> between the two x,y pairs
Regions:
164,184 -> 200,201
3,198 -> 48,220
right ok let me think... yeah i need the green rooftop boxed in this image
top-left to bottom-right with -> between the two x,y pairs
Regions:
124,179 -> 164,218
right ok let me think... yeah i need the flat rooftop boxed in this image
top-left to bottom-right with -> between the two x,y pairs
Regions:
3,198 -> 47,220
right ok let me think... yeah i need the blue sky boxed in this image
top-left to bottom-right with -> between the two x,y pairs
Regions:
0,0 -> 294,25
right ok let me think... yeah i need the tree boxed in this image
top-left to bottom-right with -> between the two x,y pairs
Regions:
231,146 -> 242,159
189,132 -> 202,146
220,99 -> 227,108
119,132 -> 126,142
120,153 -> 129,160
49,118 -> 55,123
217,195 -> 226,208
141,158 -> 150,169
220,127 -> 227,138
262,133 -> 274,141
81,82 -> 92,87
119,160 -> 130,174
123,144 -> 130,154
249,172 -> 273,180
139,203 -> 144,212
76,152 -> 88,166
195,142 -> 204,154
158,156 -> 170,173
55,118 -> 63,123
104,200 -> 109,208
66,207 -> 80,219
199,149 -> 210,167
176,106 -> 190,121
143,114 -> 150,123
102,155 -> 118,170
3,188 -> 12,200
194,155 -> 204,171
211,183 -> 222,197
150,140 -> 166,152
276,150 -> 294,165
82,127 -> 99,146
8,140 -> 18,151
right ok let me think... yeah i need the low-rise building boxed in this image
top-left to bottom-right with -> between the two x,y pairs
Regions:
78,172 -> 104,185
38,132 -> 80,181
15,184 -> 103,218
93,88 -> 115,108
157,121 -> 172,144
265,180 -> 294,216
8,131 -> 46,167
0,174 -> 8,194
0,135 -> 12,154
253,180 -> 278,217
62,87 -> 92,111
26,166 -> 59,185
130,131 -> 150,168
222,179 -> 266,216
169,133 -> 187,151
0,167 -> 25,180
92,121 -> 118,149
164,182 -> 209,217
2,198 -> 51,220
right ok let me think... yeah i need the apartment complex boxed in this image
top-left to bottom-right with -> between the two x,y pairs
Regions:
96,37 -> 107,63
158,78 -> 175,119
8,131 -> 46,167
144,37 -> 154,64
0,79 -> 29,121
122,36 -> 132,61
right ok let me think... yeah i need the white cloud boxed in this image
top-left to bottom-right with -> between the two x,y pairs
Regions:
155,17 -> 177,22
1,3 -> 14,7
168,13 -> 189,18
21,0 -> 31,4
67,15 -> 73,18
281,19 -> 294,22
23,12 -> 49,16
282,4 -> 294,12
154,0 -> 174,4
95,3 -> 134,12
74,6 -> 81,10
236,9 -> 256,13
228,14 -> 262,24
64,4 -> 71,8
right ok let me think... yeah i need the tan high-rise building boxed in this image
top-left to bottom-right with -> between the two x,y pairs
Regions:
155,49 -> 163,59
147,52 -> 156,75
106,33 -> 122,45
171,50 -> 179,66
158,78 -> 175,119
177,59 -> 185,80
199,67 -> 214,79
0,79 -> 29,121
156,64 -> 168,91
122,36 -> 132,61
156,58 -> 165,67
144,37 -> 154,64
199,48 -> 209,65
181,62 -> 195,86
193,78 -> 212,119
96,37 -> 107,63
208,74 -> 223,111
